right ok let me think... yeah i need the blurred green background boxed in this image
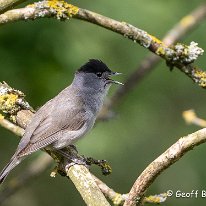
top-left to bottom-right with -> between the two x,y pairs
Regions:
1,0 -> 206,205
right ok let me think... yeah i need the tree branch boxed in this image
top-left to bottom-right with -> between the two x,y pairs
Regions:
103,3 -> 206,112
124,128 -> 206,206
0,1 -> 206,89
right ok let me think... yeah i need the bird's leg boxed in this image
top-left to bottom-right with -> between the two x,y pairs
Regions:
67,144 -> 78,153
60,145 -> 86,165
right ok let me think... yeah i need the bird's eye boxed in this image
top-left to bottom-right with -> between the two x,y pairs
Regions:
96,72 -> 102,77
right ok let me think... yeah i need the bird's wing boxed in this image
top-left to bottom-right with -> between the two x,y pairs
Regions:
16,96 -> 87,157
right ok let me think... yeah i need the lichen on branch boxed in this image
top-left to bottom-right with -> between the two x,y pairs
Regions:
155,41 -> 204,64
0,82 -> 33,121
27,0 -> 79,20
0,0 -> 79,24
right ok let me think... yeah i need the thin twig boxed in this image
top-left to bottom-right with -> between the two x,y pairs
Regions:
124,128 -> 206,206
93,175 -> 127,205
0,1 -> 206,89
182,109 -> 206,127
0,116 -> 24,136
94,176 -> 168,205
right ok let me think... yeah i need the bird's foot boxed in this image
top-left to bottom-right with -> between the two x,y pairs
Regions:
54,146 -> 112,176
54,146 -> 88,175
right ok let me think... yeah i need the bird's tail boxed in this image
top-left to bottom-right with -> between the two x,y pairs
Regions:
0,156 -> 21,184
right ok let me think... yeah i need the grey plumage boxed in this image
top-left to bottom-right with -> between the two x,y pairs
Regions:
0,59 -> 122,183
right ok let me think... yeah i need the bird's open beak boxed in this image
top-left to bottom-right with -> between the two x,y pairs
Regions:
109,72 -> 124,85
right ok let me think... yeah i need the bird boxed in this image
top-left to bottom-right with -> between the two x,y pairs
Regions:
0,59 -> 122,183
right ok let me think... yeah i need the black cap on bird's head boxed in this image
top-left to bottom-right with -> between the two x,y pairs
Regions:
78,59 -> 111,74
77,59 -> 123,85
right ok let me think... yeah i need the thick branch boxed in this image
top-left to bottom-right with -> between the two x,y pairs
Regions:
0,2 -> 206,88
124,128 -> 206,206
67,165 -> 110,206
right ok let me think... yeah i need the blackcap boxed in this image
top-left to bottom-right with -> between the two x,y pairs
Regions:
0,59 -> 122,183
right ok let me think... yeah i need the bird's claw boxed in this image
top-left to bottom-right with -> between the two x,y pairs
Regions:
85,157 -> 112,175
